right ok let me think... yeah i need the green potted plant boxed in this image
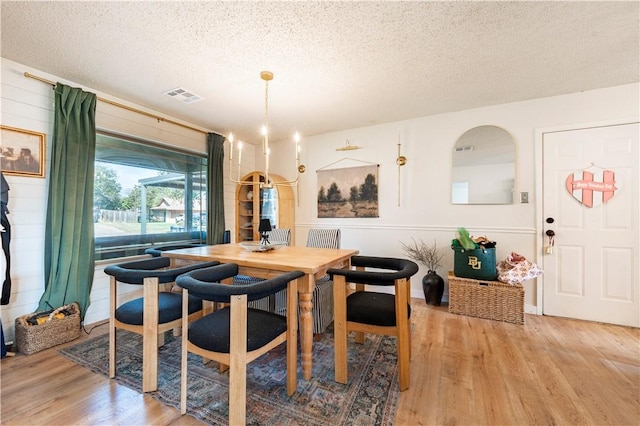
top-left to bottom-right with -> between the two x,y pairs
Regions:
400,238 -> 445,305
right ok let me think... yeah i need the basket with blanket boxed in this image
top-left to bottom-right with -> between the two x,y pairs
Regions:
15,302 -> 81,355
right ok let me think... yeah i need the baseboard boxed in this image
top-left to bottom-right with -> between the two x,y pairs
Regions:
419,294 -> 539,316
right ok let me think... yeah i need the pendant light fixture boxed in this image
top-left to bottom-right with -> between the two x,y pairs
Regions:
227,71 -> 305,188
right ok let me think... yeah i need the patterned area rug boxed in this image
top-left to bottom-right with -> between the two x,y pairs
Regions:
59,328 -> 399,425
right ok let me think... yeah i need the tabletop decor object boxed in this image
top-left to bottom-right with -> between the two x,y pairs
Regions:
239,241 -> 287,252
400,238 -> 444,305
259,218 -> 272,245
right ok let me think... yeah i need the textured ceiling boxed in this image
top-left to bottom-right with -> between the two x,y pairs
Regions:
1,1 -> 638,144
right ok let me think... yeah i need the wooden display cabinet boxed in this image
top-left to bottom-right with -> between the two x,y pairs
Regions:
235,171 -> 294,243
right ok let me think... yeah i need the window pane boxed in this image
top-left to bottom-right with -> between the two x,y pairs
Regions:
94,132 -> 206,260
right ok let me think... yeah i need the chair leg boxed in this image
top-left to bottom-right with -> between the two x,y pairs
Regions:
395,278 -> 411,391
109,276 -> 117,379
333,275 -> 348,384
406,277 -> 412,359
142,277 -> 159,393
354,283 -> 365,344
180,289 -> 189,415
286,277 -> 298,396
229,295 -> 248,426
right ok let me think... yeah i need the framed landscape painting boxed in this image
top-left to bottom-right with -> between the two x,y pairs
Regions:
317,164 -> 379,218
1,125 -> 45,178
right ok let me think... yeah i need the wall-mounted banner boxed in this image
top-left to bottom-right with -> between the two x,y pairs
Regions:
565,167 -> 618,208
317,164 -> 379,218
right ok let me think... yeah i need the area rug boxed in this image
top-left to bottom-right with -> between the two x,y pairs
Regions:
59,328 -> 399,425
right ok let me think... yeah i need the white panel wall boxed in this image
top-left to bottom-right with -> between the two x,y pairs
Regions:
269,83 -> 640,308
0,59 -> 255,341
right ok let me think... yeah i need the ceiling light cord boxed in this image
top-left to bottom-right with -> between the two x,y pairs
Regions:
263,71 -> 271,185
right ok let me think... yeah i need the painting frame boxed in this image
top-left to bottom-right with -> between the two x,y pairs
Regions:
1,125 -> 46,178
317,164 -> 379,218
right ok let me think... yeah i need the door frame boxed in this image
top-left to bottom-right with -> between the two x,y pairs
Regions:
534,117 -> 640,316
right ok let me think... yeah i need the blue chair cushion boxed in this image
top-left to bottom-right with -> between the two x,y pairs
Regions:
346,291 -> 411,327
115,292 -> 202,325
188,307 -> 287,353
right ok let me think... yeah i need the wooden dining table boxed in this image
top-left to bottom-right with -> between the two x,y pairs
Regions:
161,243 -> 359,380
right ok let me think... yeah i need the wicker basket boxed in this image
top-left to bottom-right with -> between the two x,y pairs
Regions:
448,272 -> 524,324
15,302 -> 81,355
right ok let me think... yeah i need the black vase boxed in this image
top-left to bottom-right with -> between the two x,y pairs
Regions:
422,270 -> 444,306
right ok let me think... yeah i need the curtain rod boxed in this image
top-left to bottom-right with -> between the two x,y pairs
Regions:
24,72 -> 210,135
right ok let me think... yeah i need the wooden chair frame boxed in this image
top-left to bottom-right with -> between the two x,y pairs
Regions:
331,257 -> 417,391
106,258 -> 218,393
180,271 -> 300,425
109,276 -> 204,392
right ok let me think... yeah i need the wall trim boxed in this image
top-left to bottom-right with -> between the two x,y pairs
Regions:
524,303 -> 537,315
295,222 -> 537,234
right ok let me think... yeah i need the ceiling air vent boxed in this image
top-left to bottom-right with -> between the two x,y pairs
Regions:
162,87 -> 203,104
454,146 -> 474,152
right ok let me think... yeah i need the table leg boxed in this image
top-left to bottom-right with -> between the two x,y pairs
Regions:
299,290 -> 313,380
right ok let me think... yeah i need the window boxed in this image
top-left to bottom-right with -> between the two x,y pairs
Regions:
94,131 -> 207,260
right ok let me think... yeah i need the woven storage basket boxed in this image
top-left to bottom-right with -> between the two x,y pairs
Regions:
448,272 -> 524,324
15,302 -> 81,355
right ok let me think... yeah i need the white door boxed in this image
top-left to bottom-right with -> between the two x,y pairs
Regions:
542,123 -> 639,327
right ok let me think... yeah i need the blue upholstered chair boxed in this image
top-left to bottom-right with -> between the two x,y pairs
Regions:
176,263 -> 303,425
232,228 -> 292,312
104,257 -> 219,392
328,255 -> 419,391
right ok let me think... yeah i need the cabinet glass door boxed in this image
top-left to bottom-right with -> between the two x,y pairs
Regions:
260,187 -> 278,228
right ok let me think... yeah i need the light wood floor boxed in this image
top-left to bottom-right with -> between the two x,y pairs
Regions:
1,300 -> 638,425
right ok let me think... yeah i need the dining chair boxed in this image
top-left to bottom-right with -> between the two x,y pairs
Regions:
176,263 -> 303,425
104,257 -> 220,392
328,255 -> 419,391
306,228 -> 341,335
232,227 -> 291,312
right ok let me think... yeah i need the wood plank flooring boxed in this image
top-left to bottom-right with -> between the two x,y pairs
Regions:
1,300 -> 638,425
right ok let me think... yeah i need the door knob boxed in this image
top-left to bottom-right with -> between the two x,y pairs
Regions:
545,229 -> 555,254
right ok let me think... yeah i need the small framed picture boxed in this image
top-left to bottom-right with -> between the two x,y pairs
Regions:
1,125 -> 46,178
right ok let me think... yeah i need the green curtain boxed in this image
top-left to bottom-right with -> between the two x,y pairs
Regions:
38,83 -> 97,319
206,133 -> 226,244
